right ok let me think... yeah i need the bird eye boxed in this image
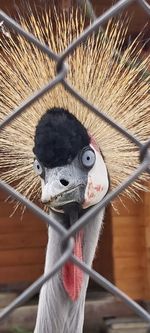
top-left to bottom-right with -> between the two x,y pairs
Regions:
80,147 -> 96,169
33,159 -> 43,176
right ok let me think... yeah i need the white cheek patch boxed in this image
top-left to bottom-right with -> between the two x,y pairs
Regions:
82,144 -> 109,209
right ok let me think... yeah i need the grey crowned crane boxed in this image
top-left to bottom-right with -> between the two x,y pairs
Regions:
0,6 -> 150,333
33,107 -> 109,332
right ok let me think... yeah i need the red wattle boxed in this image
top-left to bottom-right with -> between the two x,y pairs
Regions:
62,231 -> 84,301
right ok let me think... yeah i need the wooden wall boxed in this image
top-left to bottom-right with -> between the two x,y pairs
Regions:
0,190 -> 47,289
112,194 -> 150,300
143,190 -> 150,299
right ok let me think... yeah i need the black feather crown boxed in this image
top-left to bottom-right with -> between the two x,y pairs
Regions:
33,108 -> 90,168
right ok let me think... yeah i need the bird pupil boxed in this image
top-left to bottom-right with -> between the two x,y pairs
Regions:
87,156 -> 90,160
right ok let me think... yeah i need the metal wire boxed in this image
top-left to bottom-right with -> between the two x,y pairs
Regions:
0,0 -> 150,327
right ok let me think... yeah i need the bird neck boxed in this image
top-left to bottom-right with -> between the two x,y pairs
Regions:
34,208 -> 105,333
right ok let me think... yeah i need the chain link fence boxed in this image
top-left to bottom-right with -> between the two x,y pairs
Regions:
0,0 -> 150,328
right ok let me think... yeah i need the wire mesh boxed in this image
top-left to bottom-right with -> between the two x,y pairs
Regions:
0,0 -> 150,328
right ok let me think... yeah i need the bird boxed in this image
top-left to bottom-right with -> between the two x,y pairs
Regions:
33,107 -> 109,332
0,5 -> 150,333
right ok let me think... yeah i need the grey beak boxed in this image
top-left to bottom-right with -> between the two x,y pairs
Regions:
50,184 -> 86,208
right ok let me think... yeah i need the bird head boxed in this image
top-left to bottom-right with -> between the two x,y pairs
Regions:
33,107 -> 109,215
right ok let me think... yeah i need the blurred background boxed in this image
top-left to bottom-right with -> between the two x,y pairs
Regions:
0,1 -> 150,332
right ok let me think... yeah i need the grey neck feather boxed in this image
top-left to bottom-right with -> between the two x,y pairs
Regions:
34,208 -> 105,333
